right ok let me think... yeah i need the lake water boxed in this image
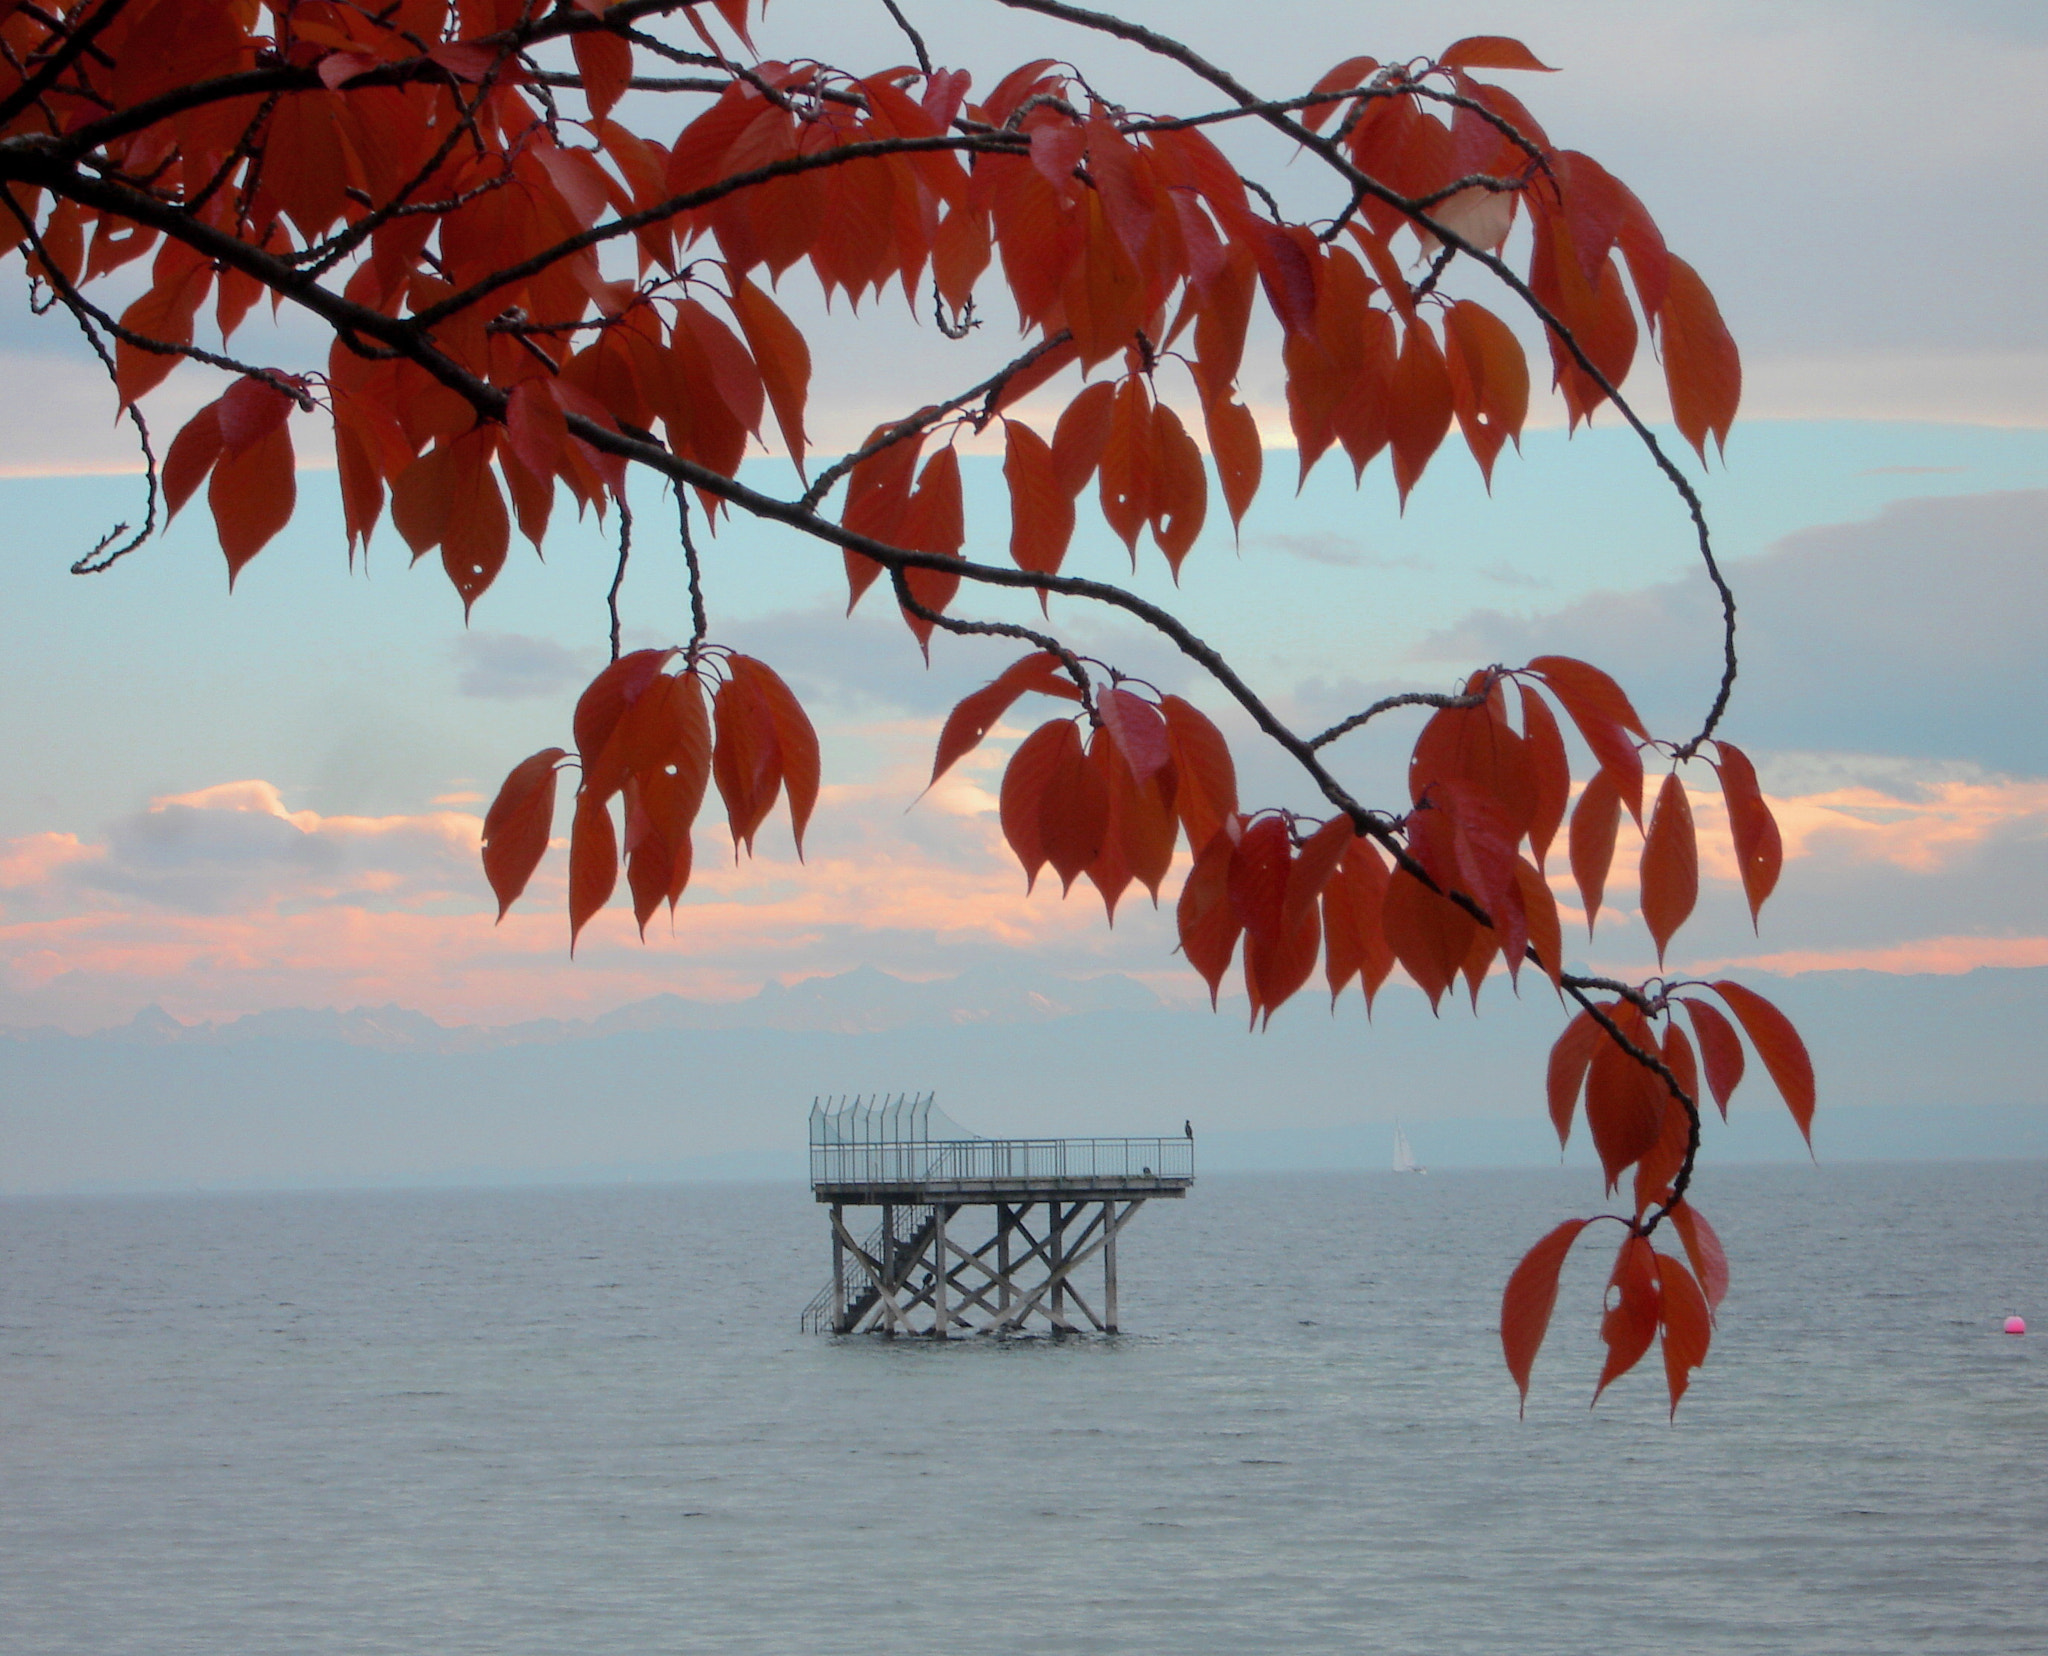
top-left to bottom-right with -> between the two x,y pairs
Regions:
3,1163 -> 2044,1654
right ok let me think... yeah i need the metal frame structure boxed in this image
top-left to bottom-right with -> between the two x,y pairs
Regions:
801,1094 -> 1193,1337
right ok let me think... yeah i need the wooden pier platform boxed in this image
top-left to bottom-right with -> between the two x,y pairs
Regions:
800,1093 -> 1193,1337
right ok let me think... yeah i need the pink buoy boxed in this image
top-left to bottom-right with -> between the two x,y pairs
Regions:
2005,1316 -> 2027,1336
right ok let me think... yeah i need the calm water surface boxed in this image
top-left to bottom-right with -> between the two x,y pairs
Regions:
3,1163 -> 2045,1654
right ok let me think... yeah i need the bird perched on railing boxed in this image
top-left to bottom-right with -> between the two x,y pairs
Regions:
1184,1120 -> 1193,1141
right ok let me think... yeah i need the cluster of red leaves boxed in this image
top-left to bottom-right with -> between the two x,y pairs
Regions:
7,3 -> 1796,1414
935,644 -> 1810,1414
932,655 -> 1239,932
8,4 -> 1734,622
482,646 -> 816,950
1500,977 -> 1804,1417
1502,1213 -> 1726,1419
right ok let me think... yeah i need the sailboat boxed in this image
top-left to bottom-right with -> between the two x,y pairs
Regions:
1392,1123 -> 1426,1175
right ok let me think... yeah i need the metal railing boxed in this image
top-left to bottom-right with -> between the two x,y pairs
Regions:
809,1135 -> 1193,1189
799,1204 -> 933,1332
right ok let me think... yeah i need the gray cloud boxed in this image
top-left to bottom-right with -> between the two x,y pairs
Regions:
1252,532 -> 1422,570
452,633 -> 597,700
1413,490 -> 2048,774
49,792 -> 476,918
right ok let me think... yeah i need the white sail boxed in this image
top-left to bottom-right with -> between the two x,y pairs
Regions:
1393,1124 -> 1425,1175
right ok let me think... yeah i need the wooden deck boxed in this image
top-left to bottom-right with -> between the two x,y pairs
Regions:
802,1096 -> 1195,1337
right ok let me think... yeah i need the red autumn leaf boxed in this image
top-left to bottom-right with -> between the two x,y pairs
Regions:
216,375 -> 296,453
1501,1217 -> 1589,1412
840,423 -> 927,611
440,434 -> 512,618
1098,686 -> 1172,786
1514,855 -> 1564,988
624,782 -> 682,939
1710,980 -> 1816,1145
1322,834 -> 1395,1011
1002,418 -> 1074,579
729,654 -> 820,857
1099,377 -> 1155,556
1442,299 -> 1528,487
1227,814 -> 1293,944
1677,995 -> 1746,1119
1523,655 -> 1648,738
1284,815 -> 1354,931
1050,380 -> 1118,496
1712,739 -> 1783,927
1633,1043 -> 1692,1218
1655,1251 -> 1713,1416
1300,56 -> 1381,133
1000,718 -> 1075,892
114,244 -> 213,405
506,378 -> 572,485
896,444 -> 966,652
1244,889 -> 1322,1027
1082,729 -> 1135,921
1666,1199 -> 1731,1309
1388,320 -> 1454,507
1545,1007 -> 1600,1146
711,665 -> 785,854
1201,392 -> 1262,537
481,747 -> 566,919
1518,683 -> 1570,872
1638,771 -> 1698,964
728,273 -> 812,474
209,422 -> 296,587
1160,696 -> 1239,853
1381,865 -> 1476,1012
1567,768 -> 1621,935
1661,1018 -> 1701,1119
1660,253 -> 1741,461
163,400 -> 225,519
930,650 -> 1079,787
1527,656 -> 1647,821
1177,820 -> 1245,1007
1097,731 -> 1178,910
571,27 -> 633,121
574,648 -> 677,788
1283,325 -> 1340,487
1039,717 -> 1109,894
567,790 -> 619,955
1409,698 -> 1535,842
1440,36 -> 1558,72
1149,401 -> 1208,575
1594,1234 -> 1661,1402
633,676 -> 714,869
1585,1003 -> 1663,1192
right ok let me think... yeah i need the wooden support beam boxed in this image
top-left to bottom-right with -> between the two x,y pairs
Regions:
995,1198 -> 1143,1334
831,1208 -> 911,1335
814,1188 -> 1161,1337
831,1202 -> 847,1333
1103,1197 -> 1118,1334
997,1202 -> 1013,1318
1050,1200 -> 1069,1329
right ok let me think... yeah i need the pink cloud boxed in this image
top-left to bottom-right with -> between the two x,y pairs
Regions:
1691,935 -> 2048,977
0,765 -> 1192,1029
8,747 -> 2045,1030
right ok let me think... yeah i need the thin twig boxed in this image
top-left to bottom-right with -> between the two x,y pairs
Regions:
888,570 -> 1094,709
676,489 -> 708,650
1308,688 -> 1485,750
879,0 -> 934,76
607,497 -> 633,661
799,330 -> 1072,511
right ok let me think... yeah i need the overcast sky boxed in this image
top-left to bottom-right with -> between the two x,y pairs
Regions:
0,0 -> 2043,1037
